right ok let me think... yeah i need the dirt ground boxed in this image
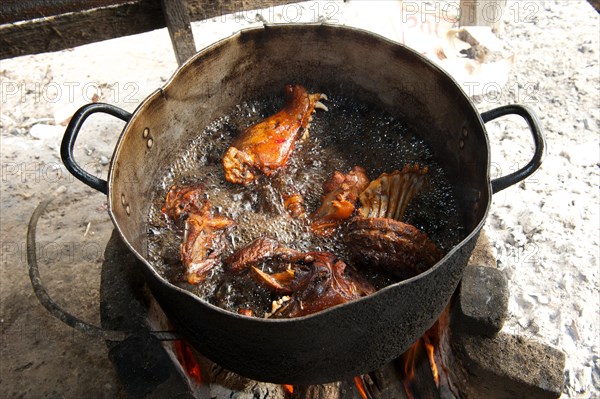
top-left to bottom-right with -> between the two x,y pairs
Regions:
1,1 -> 598,398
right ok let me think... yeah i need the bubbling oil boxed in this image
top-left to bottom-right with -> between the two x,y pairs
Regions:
147,91 -> 465,313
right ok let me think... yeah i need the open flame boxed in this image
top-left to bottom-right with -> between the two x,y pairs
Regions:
401,339 -> 421,382
423,335 -> 439,387
174,339 -> 203,384
400,339 -> 424,398
166,305 -> 452,398
399,305 -> 451,398
353,376 -> 369,399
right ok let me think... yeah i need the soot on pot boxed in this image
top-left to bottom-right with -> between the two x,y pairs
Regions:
146,90 -> 465,316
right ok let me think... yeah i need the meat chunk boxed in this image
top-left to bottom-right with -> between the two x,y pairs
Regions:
345,165 -> 443,279
225,237 -> 375,317
265,252 -> 376,318
161,184 -> 205,224
345,217 -> 442,280
181,202 -> 235,284
310,166 -> 370,236
223,84 -> 327,185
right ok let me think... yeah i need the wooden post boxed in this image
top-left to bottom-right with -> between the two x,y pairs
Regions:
160,0 -> 196,66
459,0 -> 507,31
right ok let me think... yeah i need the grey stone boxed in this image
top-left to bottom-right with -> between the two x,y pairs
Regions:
450,332 -> 566,399
454,265 -> 508,337
468,229 -> 497,267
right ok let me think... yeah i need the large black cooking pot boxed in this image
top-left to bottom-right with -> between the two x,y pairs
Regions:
55,24 -> 543,384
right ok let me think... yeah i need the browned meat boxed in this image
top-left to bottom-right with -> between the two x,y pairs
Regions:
225,237 -> 375,317
222,84 -> 327,185
310,166 -> 370,236
161,184 -> 205,223
345,164 -> 443,280
282,192 -> 307,219
180,203 -> 235,284
225,236 -> 299,274
345,217 -> 443,280
266,251 -> 376,318
357,164 -> 428,221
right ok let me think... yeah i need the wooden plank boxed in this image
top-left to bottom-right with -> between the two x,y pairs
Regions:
0,0 -> 300,60
0,1 -> 164,60
160,0 -> 196,65
296,383 -> 341,399
588,0 -> 600,13
0,0 -> 131,24
363,363 -> 409,399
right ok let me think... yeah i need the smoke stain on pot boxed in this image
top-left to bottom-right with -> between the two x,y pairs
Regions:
146,90 -> 465,314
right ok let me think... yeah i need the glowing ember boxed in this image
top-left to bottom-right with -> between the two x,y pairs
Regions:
282,384 -> 294,395
173,339 -> 202,384
353,376 -> 369,399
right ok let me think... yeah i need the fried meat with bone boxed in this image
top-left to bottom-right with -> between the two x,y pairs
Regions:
223,84 -> 327,185
310,166 -> 370,236
162,184 -> 235,285
225,237 -> 375,317
346,165 -> 443,280
161,184 -> 206,224
181,203 -> 235,284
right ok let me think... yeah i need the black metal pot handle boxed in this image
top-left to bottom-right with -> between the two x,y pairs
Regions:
27,193 -> 179,341
61,103 -> 132,195
481,104 -> 546,194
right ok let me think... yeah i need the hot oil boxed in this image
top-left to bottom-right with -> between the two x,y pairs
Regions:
147,91 -> 465,314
